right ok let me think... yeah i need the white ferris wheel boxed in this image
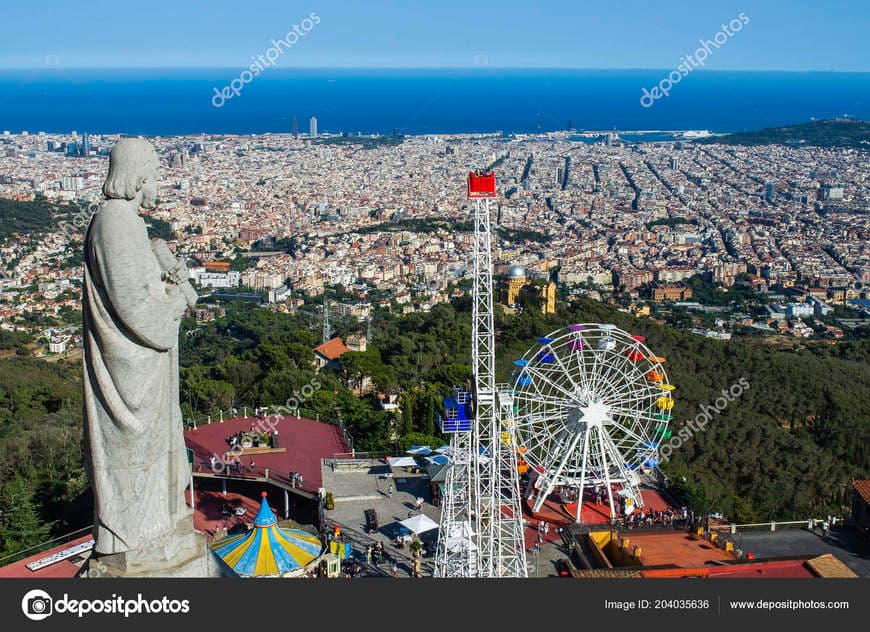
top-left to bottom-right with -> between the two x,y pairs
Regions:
511,323 -> 675,523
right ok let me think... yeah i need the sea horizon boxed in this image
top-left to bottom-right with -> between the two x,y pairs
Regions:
2,67 -> 869,137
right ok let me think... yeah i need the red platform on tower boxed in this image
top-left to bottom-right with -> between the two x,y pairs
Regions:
467,171 -> 497,198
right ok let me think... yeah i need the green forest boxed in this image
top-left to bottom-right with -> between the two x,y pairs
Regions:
694,118 -> 870,149
0,196 -> 62,238
1,292 -> 869,560
0,360 -> 88,560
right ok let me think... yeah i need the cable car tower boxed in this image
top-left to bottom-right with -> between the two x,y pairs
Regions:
434,171 -> 527,578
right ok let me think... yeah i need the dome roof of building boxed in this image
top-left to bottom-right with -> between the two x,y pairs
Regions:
508,264 -> 526,279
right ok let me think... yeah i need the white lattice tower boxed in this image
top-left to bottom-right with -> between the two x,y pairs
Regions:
433,420 -> 477,577
494,384 -> 529,577
435,172 -> 527,578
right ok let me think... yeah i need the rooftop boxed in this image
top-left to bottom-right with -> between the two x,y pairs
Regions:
641,558 -> 812,578
731,527 -> 870,577
313,336 -> 351,361
853,479 -> 870,506
628,531 -> 735,567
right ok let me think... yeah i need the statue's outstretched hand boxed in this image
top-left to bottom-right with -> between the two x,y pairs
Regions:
166,258 -> 190,285
151,238 -> 197,309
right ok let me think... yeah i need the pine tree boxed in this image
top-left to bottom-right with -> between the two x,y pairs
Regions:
0,477 -> 53,558
402,392 -> 414,436
425,396 -> 436,436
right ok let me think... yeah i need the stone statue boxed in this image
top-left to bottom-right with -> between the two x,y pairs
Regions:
82,138 -> 204,576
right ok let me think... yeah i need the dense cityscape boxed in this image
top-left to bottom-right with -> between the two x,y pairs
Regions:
1,127 -> 869,356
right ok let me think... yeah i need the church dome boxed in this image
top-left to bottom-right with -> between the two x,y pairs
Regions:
508,265 -> 526,279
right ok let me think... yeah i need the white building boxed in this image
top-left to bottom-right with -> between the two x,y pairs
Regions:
191,268 -> 241,289
786,302 -> 815,319
49,335 -> 69,353
268,286 -> 293,303
60,175 -> 84,191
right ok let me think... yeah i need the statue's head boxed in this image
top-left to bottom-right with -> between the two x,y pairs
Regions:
103,138 -> 160,209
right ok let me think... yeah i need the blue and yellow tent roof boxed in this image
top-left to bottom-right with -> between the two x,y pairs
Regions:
211,492 -> 323,577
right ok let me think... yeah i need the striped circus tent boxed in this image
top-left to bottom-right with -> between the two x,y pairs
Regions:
211,492 -> 324,577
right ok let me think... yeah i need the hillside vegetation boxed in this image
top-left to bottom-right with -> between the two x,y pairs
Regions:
695,118 -> 870,149
1,294 -> 868,558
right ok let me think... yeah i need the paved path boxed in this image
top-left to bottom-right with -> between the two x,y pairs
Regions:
320,458 -> 583,578
321,460 -> 438,577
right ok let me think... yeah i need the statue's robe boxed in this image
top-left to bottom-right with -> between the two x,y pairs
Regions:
83,200 -> 191,555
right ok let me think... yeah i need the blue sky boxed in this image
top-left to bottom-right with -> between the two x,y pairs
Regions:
0,0 -> 867,70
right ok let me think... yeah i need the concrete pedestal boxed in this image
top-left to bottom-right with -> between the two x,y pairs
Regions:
81,525 -> 227,578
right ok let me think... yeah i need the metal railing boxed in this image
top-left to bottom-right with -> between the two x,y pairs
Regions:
717,520 -> 814,534
191,463 -> 316,497
0,525 -> 93,567
323,452 -> 390,472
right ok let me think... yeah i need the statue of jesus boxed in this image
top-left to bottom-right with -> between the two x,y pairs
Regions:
83,138 -> 200,573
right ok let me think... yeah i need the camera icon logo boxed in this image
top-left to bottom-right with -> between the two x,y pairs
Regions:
21,589 -> 53,621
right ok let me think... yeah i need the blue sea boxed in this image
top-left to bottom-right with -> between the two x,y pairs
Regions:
0,68 -> 868,136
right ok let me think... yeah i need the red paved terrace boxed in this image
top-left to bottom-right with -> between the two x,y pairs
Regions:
184,414 -> 349,491
624,531 -> 736,567
524,520 -> 564,550
528,488 -> 675,526
186,489 -> 262,539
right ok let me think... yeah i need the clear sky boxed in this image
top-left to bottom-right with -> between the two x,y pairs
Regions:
0,0 -> 867,70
